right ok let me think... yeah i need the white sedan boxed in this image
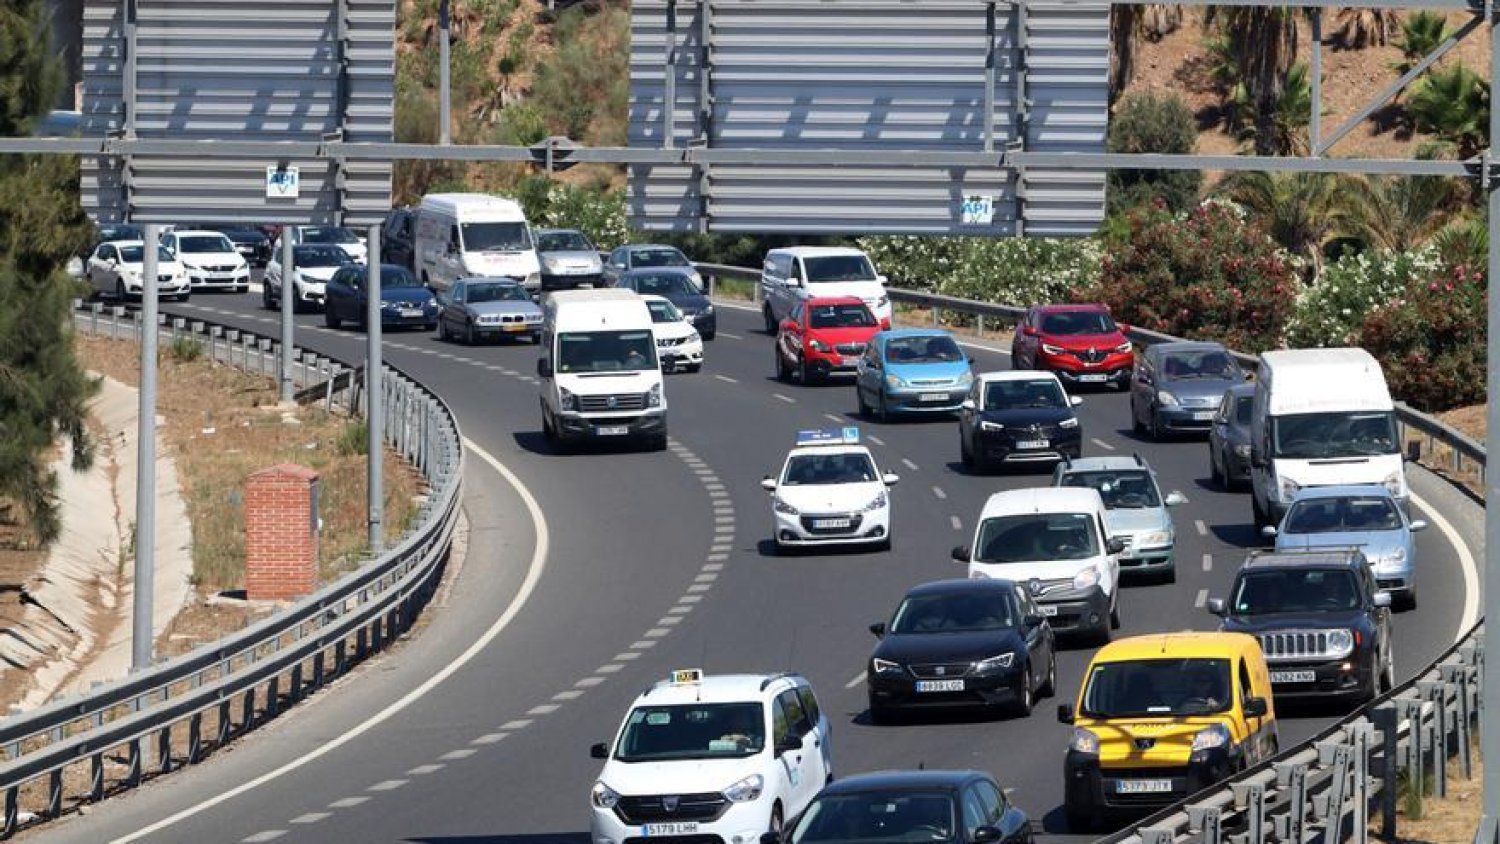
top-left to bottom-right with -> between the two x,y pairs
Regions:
264,244 -> 355,311
761,428 -> 899,553
642,294 -> 703,372
86,240 -> 190,301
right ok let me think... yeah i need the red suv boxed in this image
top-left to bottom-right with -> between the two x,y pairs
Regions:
1011,304 -> 1133,389
775,296 -> 881,383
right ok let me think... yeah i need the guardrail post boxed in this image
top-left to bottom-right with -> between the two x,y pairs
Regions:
217,699 -> 232,747
1239,781 -> 1266,843
1374,703 -> 1399,837
1318,741 -> 1350,839
241,686 -> 256,735
1276,761 -> 1307,842
188,711 -> 203,764
90,752 -> 104,803
1354,724 -> 1372,844
157,722 -> 172,775
1140,827 -> 1171,844
3,786 -> 16,837
1420,680 -> 1449,797
46,768 -> 61,818
1190,806 -> 1221,844
126,737 -> 142,788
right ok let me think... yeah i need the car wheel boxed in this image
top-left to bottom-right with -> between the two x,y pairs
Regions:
324,306 -> 340,329
768,804 -> 784,836
1400,589 -> 1417,611
1210,450 -> 1225,488
437,320 -> 450,341
867,700 -> 894,725
1252,495 -> 1270,530
763,304 -> 777,334
960,431 -> 975,468
1065,810 -> 1094,833
775,348 -> 791,382
542,409 -> 558,443
1095,620 -> 1113,646
702,331 -> 715,341
1009,671 -> 1033,718
1039,654 -> 1057,698
687,363 -> 702,373
1380,650 -> 1396,694
115,278 -> 130,302
797,356 -> 813,385
1161,562 -> 1177,585
175,292 -> 190,302
261,281 -> 273,310
1111,600 -> 1121,629
463,323 -> 476,345
1149,409 -> 1165,441
875,392 -> 890,422
1132,400 -> 1146,435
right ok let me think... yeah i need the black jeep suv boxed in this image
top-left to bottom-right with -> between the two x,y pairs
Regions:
1207,548 -> 1394,708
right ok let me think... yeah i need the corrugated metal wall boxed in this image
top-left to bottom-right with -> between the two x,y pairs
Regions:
81,0 -> 393,226
628,0 -> 1106,235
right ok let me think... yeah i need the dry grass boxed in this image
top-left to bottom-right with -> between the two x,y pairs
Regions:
1403,403 -> 1486,497
1385,745 -> 1485,843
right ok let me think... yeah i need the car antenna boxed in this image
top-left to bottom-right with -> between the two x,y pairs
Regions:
918,761 -> 926,771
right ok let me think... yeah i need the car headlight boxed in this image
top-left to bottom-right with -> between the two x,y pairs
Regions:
1115,341 -> 1133,354
980,420 -> 1004,432
1059,417 -> 1079,429
723,773 -> 764,803
647,383 -> 662,407
861,490 -> 888,512
591,781 -> 621,809
689,271 -> 704,287
1278,475 -> 1302,504
1070,727 -> 1100,755
871,657 -> 903,675
972,652 -> 1015,673
1073,566 -> 1101,590
1157,390 -> 1179,407
969,568 -> 991,580
1191,724 -> 1231,752
1383,471 -> 1404,498
427,297 -> 437,308
1136,530 -> 1172,548
559,387 -> 577,412
957,371 -> 974,387
1041,343 -> 1064,356
1234,443 -> 1252,458
773,496 -> 799,515
526,271 -> 541,285
543,257 -> 561,271
1326,629 -> 1355,658
1377,547 -> 1407,566
380,299 -> 397,309
702,304 -> 714,315
885,373 -> 906,390
808,339 -> 828,352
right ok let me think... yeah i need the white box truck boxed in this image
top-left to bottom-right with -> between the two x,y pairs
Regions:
537,289 -> 667,450
1249,347 -> 1406,527
414,193 -> 542,293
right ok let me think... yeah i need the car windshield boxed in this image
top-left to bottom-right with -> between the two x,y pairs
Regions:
176,235 -> 234,254
293,245 -> 350,268
117,245 -> 174,263
1284,496 -> 1402,533
537,231 -> 592,251
789,791 -> 958,844
614,702 -> 765,762
461,221 -> 532,252
1271,411 -> 1398,459
782,452 -> 878,485
809,303 -> 876,329
1039,311 -> 1114,335
378,268 -> 424,288
804,255 -> 878,282
1060,470 -> 1162,509
647,300 -> 683,323
300,227 -> 360,245
983,378 -> 1066,411
1081,658 -> 1232,718
974,513 -> 1098,563
632,274 -> 697,296
885,335 -> 963,364
557,329 -> 658,373
890,591 -> 1017,634
630,247 -> 691,267
465,282 -> 529,303
1162,349 -> 1241,380
1230,568 -> 1362,614
1234,396 -> 1254,425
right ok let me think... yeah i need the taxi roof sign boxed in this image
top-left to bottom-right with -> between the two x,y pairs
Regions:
796,427 -> 861,446
668,668 -> 704,685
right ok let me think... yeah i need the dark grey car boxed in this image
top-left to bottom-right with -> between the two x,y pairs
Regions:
1209,383 -> 1257,490
1130,341 -> 1248,439
435,277 -> 542,345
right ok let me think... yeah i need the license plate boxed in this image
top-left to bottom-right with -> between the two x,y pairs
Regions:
1193,411 -> 1215,421
1017,439 -> 1049,449
1079,373 -> 1109,383
597,425 -> 629,436
813,518 -> 852,529
503,324 -> 526,332
1116,779 -> 1174,794
920,392 -> 948,402
1271,670 -> 1317,684
400,308 -> 423,318
841,357 -> 860,366
915,679 -> 965,693
1038,605 -> 1058,616
643,822 -> 700,836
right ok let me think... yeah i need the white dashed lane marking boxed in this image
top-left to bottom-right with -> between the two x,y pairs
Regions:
949,515 -> 963,531
845,669 -> 867,689
1203,554 -> 1213,572
407,764 -> 444,776
439,749 -> 478,761
328,798 -> 369,809
718,331 -> 743,339
1194,589 -> 1209,608
901,458 -> 919,472
242,832 -> 287,843
1091,438 -> 1116,452
290,813 -> 332,825
773,393 -> 797,404
472,732 -> 510,743
715,374 -> 739,384
368,780 -> 407,792
932,486 -> 947,500
867,435 -> 886,446
501,719 -> 534,729
1195,520 -> 1208,536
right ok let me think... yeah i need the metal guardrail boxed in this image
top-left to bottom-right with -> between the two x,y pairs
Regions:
0,302 -> 463,835
691,263 -> 1489,844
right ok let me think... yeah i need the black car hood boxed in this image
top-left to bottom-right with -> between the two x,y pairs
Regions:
1222,610 -> 1371,633
378,287 -> 432,304
872,629 -> 1027,665
661,291 -> 711,314
978,407 -> 1076,427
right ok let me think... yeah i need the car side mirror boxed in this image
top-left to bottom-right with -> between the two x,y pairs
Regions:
1243,696 -> 1269,718
960,398 -> 976,411
951,545 -> 971,562
972,827 -> 1002,844
1251,452 -> 1268,468
1024,612 -> 1045,627
1373,591 -> 1393,608
1165,491 -> 1188,507
761,476 -> 777,492
1260,525 -> 1278,538
1022,326 -> 1039,337
1106,537 -> 1127,555
537,358 -> 553,379
1070,395 -> 1083,407
1206,597 -> 1227,616
1409,519 -> 1428,532
780,319 -> 797,332
590,742 -> 609,759
869,622 -> 886,637
882,472 -> 900,486
1057,704 -> 1074,724
875,273 -> 889,284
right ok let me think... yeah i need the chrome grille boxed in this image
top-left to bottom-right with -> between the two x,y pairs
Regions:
908,662 -> 973,679
1068,348 -> 1108,364
578,393 -> 647,412
657,337 -> 687,347
835,343 -> 866,355
205,264 -> 238,273
616,792 -> 730,824
910,379 -> 951,386
1258,630 -> 1337,661
1026,577 -> 1073,597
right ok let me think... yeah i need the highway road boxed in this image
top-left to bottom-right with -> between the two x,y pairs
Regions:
38,286 -> 1481,844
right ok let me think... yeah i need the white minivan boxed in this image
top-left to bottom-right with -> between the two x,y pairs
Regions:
953,487 -> 1124,643
1249,347 -> 1406,528
415,192 -> 542,292
537,288 -> 668,450
760,246 -> 893,333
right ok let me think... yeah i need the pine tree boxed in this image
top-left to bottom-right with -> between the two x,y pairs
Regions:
0,0 -> 100,544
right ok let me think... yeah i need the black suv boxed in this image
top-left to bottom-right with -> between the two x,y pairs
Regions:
1207,548 -> 1394,707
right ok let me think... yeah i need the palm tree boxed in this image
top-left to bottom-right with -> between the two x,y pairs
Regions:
1430,214 -> 1487,269
1392,11 -> 1451,76
1352,174 -> 1464,252
1334,8 -> 1401,48
1203,8 -> 1299,157
1406,62 -> 1489,159
1216,172 -> 1365,279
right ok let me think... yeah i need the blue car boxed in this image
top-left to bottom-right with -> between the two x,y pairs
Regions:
323,263 -> 438,331
855,329 -> 974,419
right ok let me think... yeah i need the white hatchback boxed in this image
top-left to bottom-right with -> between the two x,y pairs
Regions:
85,240 -> 190,301
642,294 -> 704,373
761,428 -> 898,553
162,230 -> 250,292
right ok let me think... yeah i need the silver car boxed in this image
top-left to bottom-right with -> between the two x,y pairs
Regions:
1053,454 -> 1187,582
1263,484 -> 1426,610
435,277 -> 542,345
535,228 -> 604,291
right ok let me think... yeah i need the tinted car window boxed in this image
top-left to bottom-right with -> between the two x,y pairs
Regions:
647,299 -> 683,323
1060,469 -> 1162,509
885,335 -> 963,363
118,245 -> 174,263
782,453 -> 877,485
632,274 -> 696,296
1039,311 -> 1114,335
1231,568 -> 1361,614
803,255 -> 877,282
301,227 -> 360,245
1285,496 -> 1402,533
630,248 -> 690,268
984,378 -> 1066,411
790,792 -> 957,844
537,231 -> 592,251
1234,395 -> 1254,425
293,245 -> 351,267
890,592 -> 1017,633
615,702 -> 764,761
176,235 -> 234,253
465,282 -> 528,303
808,303 -> 875,329
974,514 -> 1098,563
1161,350 -> 1241,380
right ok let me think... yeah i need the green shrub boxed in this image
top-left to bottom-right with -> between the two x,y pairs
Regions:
337,419 -> 369,456
1079,199 -> 1300,352
856,236 -> 1101,306
1285,245 -> 1441,348
529,7 -> 630,144
498,101 -> 549,147
1360,263 -> 1486,411
1107,91 -> 1202,215
168,335 -> 204,363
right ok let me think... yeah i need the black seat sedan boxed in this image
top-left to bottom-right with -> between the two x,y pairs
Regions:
614,268 -> 716,339
959,371 -> 1083,472
769,770 -> 1032,844
867,579 -> 1056,722
323,263 -> 437,332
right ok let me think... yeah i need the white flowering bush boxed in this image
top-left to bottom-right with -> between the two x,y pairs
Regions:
855,236 -> 1103,306
536,183 -> 630,250
1285,246 -> 1442,348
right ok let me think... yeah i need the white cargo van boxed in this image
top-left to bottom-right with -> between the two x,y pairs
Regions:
1249,348 -> 1405,528
414,193 -> 541,292
537,289 -> 667,450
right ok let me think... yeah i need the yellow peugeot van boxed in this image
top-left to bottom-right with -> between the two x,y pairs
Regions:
1056,632 -> 1279,830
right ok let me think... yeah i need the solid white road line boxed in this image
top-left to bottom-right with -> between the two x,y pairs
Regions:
1090,438 -> 1116,452
1410,490 -> 1480,637
110,437 -> 551,844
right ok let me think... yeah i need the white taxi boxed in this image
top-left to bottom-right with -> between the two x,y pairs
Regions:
589,669 -> 834,843
761,428 -> 898,553
643,293 -> 704,373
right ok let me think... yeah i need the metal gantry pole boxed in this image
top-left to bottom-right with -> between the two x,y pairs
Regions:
1310,9 -> 1322,154
438,0 -> 451,146
279,229 -> 295,403
131,223 -> 160,672
366,226 -> 384,552
1482,5 -> 1500,843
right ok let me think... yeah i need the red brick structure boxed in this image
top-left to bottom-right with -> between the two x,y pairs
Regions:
244,463 -> 321,601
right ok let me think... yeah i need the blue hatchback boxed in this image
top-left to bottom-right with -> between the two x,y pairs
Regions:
855,329 -> 974,420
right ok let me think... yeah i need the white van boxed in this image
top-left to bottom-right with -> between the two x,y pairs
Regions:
537,289 -> 667,450
759,246 -> 893,333
952,487 -> 1124,643
1249,348 -> 1405,528
414,193 -> 541,292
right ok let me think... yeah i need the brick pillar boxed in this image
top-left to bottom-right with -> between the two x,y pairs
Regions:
244,463 -> 321,601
